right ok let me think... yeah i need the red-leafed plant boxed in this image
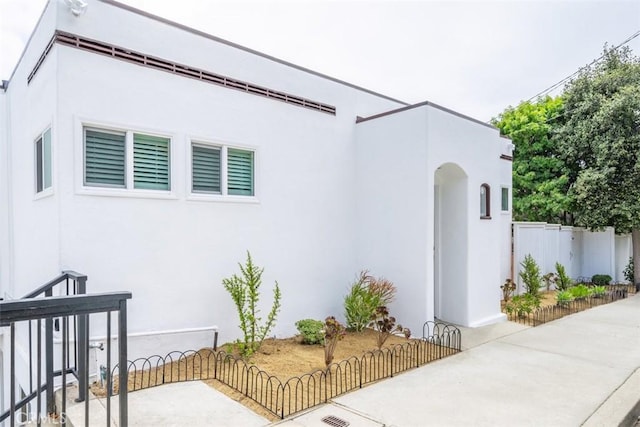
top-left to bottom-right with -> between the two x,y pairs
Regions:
369,306 -> 410,349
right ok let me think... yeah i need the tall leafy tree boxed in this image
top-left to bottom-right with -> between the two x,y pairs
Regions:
492,96 -> 572,223
556,46 -> 640,287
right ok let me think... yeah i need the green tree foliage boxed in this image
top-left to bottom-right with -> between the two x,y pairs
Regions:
555,46 -> 640,285
492,96 -> 572,223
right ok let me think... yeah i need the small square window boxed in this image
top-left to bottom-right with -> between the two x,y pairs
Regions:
501,187 -> 509,211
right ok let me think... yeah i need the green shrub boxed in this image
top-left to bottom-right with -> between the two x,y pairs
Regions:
505,294 -> 541,318
592,285 -> 607,298
295,319 -> 324,345
519,254 -> 542,296
570,284 -> 591,299
555,262 -> 572,291
556,290 -> 574,307
344,275 -> 380,332
623,258 -> 634,283
344,271 -> 397,332
591,274 -> 612,286
222,251 -> 282,358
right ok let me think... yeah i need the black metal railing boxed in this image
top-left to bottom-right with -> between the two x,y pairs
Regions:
0,273 -> 131,426
104,321 -> 460,420
506,284 -> 635,326
21,272 -> 88,413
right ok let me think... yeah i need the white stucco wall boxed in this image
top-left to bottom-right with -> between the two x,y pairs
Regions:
3,0 -> 512,386
0,88 -> 7,416
428,106 -> 507,327
0,0 -> 61,301
1,0 -> 411,360
0,1 -> 61,412
499,152 -> 513,285
0,89 -> 9,301
355,104 -> 507,330
354,107 -> 430,335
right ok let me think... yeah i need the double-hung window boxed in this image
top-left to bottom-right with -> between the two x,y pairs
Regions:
84,127 -> 170,191
227,148 -> 254,196
85,129 -> 126,187
191,142 -> 254,197
35,128 -> 52,193
192,145 -> 221,193
133,133 -> 170,190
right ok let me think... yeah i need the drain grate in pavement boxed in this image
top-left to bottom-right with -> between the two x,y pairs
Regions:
321,415 -> 350,427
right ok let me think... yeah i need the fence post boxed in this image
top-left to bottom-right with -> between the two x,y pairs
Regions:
390,349 -> 394,377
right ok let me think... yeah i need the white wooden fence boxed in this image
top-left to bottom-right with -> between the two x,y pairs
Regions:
512,222 -> 632,294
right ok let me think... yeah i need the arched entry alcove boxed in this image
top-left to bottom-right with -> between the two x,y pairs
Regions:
434,163 -> 468,325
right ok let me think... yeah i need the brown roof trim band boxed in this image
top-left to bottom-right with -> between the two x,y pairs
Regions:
27,33 -> 56,83
28,31 -> 336,115
356,100 -> 498,131
500,154 -> 513,161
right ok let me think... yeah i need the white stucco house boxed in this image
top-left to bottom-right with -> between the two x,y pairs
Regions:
0,0 -> 513,386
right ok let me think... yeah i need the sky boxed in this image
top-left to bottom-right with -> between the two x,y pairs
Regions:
0,0 -> 639,122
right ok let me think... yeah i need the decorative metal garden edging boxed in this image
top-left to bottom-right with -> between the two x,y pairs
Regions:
106,321 -> 461,419
506,284 -> 635,327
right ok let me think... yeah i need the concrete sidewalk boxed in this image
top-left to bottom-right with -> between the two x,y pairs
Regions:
277,294 -> 640,427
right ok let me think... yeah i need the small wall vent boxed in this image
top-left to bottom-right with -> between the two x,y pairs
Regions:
28,31 -> 336,116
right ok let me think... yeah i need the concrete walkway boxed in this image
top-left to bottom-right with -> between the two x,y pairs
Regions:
74,295 -> 639,426
277,294 -> 640,427
64,381 -> 271,426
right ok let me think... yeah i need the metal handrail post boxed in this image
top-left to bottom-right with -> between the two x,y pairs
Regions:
45,288 -> 54,415
118,299 -> 128,427
76,276 -> 87,403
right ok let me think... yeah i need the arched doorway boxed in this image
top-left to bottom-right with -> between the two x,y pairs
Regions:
434,163 -> 468,325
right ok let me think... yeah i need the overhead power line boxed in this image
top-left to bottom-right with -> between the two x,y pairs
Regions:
526,29 -> 640,102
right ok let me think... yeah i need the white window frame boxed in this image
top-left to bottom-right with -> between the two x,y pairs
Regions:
501,186 -> 510,213
77,119 -> 176,200
83,127 -> 127,189
187,138 -> 258,203
34,127 -> 53,196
